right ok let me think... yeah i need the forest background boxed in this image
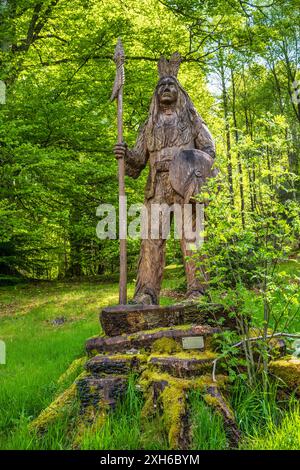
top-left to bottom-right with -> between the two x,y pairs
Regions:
1,0 -> 299,282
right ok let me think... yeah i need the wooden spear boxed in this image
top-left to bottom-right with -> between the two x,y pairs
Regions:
111,38 -> 127,304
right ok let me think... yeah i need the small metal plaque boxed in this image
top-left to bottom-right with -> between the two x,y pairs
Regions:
182,336 -> 204,350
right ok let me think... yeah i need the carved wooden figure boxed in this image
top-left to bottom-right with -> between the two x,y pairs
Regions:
114,53 -> 216,305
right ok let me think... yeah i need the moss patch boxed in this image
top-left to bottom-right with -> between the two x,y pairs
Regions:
148,350 -> 217,361
58,357 -> 87,386
151,337 -> 181,354
160,384 -> 188,449
269,357 -> 300,394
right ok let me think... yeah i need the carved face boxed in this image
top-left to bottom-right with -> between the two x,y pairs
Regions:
157,77 -> 178,105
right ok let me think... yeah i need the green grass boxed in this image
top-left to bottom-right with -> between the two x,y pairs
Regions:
0,275 -> 177,450
189,390 -> 228,450
80,376 -> 168,450
242,407 -> 300,450
0,281 -> 108,439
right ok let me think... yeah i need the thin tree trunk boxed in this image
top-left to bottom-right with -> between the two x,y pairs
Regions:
219,54 -> 234,206
231,69 -> 245,227
242,68 -> 258,212
66,206 -> 83,277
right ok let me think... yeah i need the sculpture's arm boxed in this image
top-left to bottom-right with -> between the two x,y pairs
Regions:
194,118 -> 216,159
125,124 -> 149,179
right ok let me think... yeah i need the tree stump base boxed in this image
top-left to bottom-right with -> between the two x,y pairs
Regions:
77,301 -> 241,449
31,301 -> 289,449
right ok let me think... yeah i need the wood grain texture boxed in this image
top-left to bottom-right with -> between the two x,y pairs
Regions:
100,302 -> 236,336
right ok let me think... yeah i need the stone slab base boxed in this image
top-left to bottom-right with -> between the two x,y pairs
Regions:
100,302 -> 236,336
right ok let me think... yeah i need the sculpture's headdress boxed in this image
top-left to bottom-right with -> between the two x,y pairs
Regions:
157,52 -> 183,78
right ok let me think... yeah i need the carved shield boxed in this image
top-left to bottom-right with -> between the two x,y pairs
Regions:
169,149 -> 217,201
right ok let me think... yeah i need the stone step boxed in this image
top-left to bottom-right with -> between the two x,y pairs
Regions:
76,375 -> 127,409
85,354 -> 147,376
86,324 -> 221,355
100,303 -> 235,336
148,352 -> 218,378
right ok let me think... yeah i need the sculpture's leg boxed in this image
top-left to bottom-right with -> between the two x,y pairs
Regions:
180,239 -> 208,296
133,237 -> 167,305
180,202 -> 209,297
133,173 -> 173,305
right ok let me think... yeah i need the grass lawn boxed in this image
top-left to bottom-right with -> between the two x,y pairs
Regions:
0,262 -> 299,450
0,270 -> 183,449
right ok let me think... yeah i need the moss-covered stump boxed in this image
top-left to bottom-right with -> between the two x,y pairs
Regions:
29,313 -> 241,450
138,369 -> 233,450
269,357 -> 300,395
161,384 -> 190,450
80,322 -> 225,450
58,356 -> 87,386
76,375 -> 128,410
86,324 -> 221,355
204,385 -> 240,448
139,373 -> 189,449
100,303 -> 236,336
85,354 -> 147,376
149,352 -> 218,378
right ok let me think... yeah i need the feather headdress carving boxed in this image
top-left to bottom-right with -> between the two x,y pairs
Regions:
157,52 -> 183,78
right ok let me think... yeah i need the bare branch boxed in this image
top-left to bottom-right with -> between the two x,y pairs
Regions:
35,34 -> 68,44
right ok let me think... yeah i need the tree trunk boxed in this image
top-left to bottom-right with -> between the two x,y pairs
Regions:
231,69 -> 245,227
65,206 -> 83,277
219,51 -> 234,207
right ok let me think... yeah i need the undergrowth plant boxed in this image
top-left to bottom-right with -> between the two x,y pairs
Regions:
230,378 -> 300,449
196,169 -> 300,387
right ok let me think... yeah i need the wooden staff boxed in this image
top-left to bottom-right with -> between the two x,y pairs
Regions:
111,38 -> 127,304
